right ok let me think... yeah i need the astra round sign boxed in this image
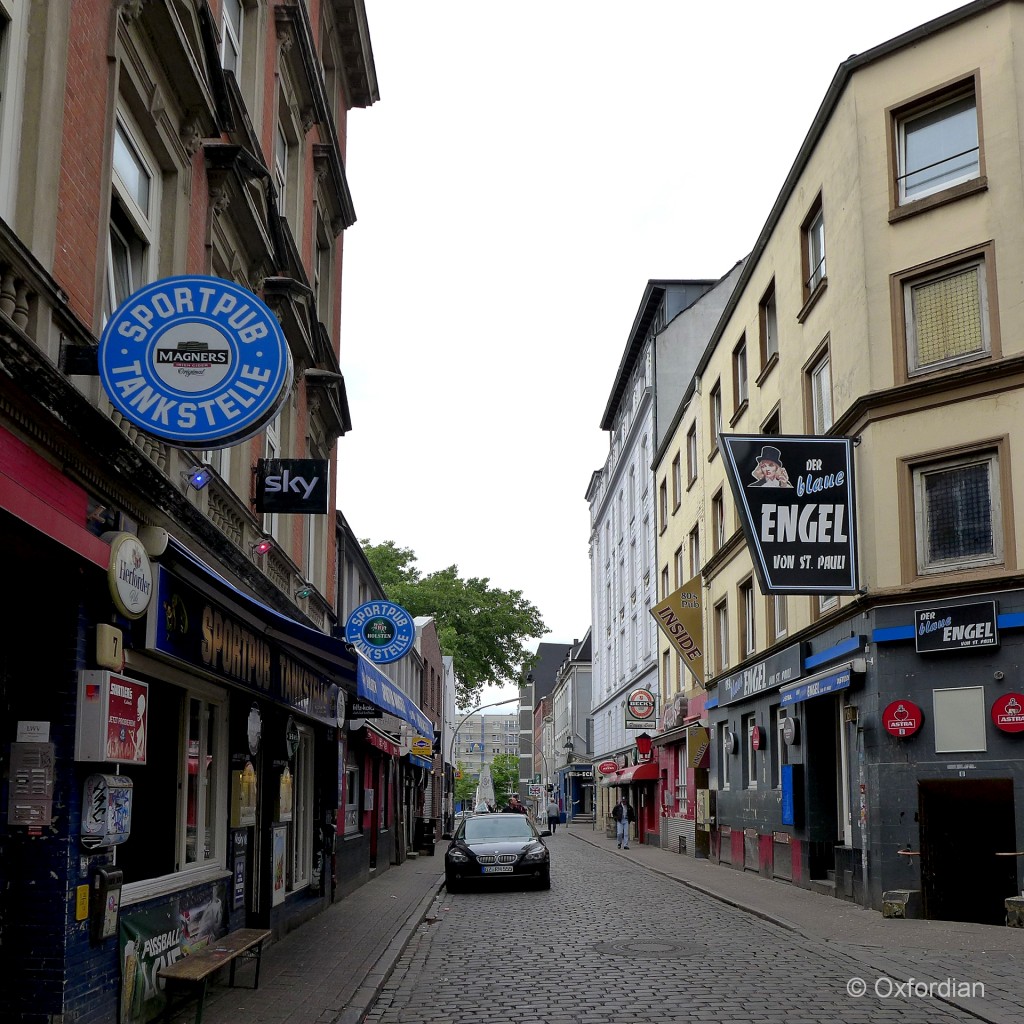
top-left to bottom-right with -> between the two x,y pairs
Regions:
98,275 -> 293,448
597,760 -> 620,775
991,693 -> 1024,733
882,700 -> 923,738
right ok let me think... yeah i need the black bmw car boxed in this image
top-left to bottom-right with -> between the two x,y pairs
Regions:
443,812 -> 551,891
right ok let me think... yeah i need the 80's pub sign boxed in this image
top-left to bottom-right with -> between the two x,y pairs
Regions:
721,434 -> 858,595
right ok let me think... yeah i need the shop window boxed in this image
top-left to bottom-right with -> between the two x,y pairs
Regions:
343,762 -> 360,836
676,740 -> 688,808
119,682 -> 227,893
290,723 -> 315,891
742,713 -> 757,789
717,721 -> 731,791
770,705 -> 788,789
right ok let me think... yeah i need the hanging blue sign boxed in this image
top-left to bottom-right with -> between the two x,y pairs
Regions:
98,275 -> 292,449
345,600 -> 415,664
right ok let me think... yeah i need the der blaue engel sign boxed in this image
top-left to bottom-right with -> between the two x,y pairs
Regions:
720,434 -> 858,595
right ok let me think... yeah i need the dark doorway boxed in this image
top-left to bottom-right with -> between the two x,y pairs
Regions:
803,697 -> 839,880
919,779 -> 1017,924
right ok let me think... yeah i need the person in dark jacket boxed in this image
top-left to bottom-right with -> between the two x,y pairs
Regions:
611,796 -> 636,849
505,794 -> 529,815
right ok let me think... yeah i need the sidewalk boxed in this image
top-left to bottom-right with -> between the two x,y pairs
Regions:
567,823 -> 1024,1024
170,855 -> 444,1024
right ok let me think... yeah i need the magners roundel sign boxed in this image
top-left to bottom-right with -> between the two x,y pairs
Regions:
98,275 -> 293,449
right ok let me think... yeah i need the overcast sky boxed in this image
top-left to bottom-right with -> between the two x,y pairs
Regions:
337,0 -> 964,703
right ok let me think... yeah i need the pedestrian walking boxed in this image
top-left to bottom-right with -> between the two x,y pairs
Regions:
611,795 -> 635,849
546,797 -> 560,833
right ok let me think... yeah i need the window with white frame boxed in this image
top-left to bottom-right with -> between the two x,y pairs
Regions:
743,713 -> 758,788
659,479 -> 668,531
712,490 -> 725,552
733,336 -> 748,411
686,422 -> 698,485
676,740 -> 688,808
818,594 -> 839,614
314,208 -> 333,325
263,416 -> 281,540
718,721 -> 731,790
118,682 -> 227,891
290,724 -> 315,890
220,0 -> 243,75
715,598 -> 729,673
107,111 -> 159,319
674,546 -> 684,589
689,526 -> 700,579
671,455 -> 681,510
809,350 -> 833,434
896,86 -> 979,205
771,594 -> 788,641
770,705 -> 788,788
343,762 -> 360,836
914,450 -> 1001,573
660,567 -> 669,601
0,0 -> 28,220
740,578 -> 756,658
274,119 -> 289,212
904,257 -> 990,376
759,280 -> 778,368
804,200 -> 826,296
710,381 -> 722,453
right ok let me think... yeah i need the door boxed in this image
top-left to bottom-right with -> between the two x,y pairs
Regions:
919,778 -> 1016,924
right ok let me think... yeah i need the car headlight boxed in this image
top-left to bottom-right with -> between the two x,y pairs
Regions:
447,849 -> 470,863
523,846 -> 548,862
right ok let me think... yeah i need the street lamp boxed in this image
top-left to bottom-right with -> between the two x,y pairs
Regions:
636,732 -> 653,761
447,695 -> 519,826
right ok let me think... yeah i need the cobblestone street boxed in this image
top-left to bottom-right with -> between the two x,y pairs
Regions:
364,830 -> 1021,1024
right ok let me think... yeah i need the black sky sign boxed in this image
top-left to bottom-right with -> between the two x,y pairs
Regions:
720,434 -> 858,595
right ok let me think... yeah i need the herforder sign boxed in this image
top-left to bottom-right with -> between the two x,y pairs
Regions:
720,435 -> 858,595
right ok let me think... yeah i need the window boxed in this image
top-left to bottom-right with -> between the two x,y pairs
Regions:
117,682 -> 227,891
659,479 -> 668,532
674,546 -> 684,589
676,741 -> 688,808
290,724 -> 315,890
714,598 -> 729,672
770,705 -> 789,789
739,578 -> 756,658
818,594 -> 839,614
742,713 -> 758,789
717,721 -> 731,790
801,195 -> 826,303
343,763 -> 361,836
913,450 -> 1002,574
314,209 -> 333,325
686,422 -> 698,486
709,381 -> 722,454
671,455 -> 682,510
759,280 -> 779,370
903,255 -> 991,377
895,84 -> 979,206
732,335 -> 748,413
263,416 -> 281,540
640,437 -> 649,495
688,525 -> 701,580
221,0 -> 243,75
629,466 -> 636,519
661,566 -> 669,600
770,594 -> 788,641
712,490 -> 725,553
762,406 -> 781,437
0,0 -> 28,220
107,111 -> 159,318
807,348 -> 833,434
274,120 -> 289,212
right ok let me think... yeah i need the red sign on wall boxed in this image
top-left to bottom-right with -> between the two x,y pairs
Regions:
882,700 -> 923,738
991,693 -> 1024,733
751,725 -> 764,750
597,760 -> 620,775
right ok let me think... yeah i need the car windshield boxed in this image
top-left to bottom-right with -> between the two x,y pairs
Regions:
461,815 -> 536,842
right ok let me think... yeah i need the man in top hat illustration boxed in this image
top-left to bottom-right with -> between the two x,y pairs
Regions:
749,445 -> 792,487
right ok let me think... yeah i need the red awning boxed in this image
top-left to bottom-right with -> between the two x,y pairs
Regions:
605,761 -> 659,786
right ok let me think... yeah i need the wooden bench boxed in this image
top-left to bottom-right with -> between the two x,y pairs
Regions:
157,928 -> 271,1024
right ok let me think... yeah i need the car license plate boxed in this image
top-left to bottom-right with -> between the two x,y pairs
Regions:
481,865 -> 514,874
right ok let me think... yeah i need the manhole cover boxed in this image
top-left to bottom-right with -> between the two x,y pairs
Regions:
594,939 -> 697,958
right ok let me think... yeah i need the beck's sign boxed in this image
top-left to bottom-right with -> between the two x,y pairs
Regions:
98,275 -> 292,448
721,434 -> 858,595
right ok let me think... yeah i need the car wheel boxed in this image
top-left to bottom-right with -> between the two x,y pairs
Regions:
445,875 -> 462,893
536,870 -> 551,891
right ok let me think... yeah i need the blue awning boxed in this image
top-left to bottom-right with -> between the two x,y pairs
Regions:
406,753 -> 432,770
356,654 -> 432,736
779,664 -> 852,707
162,534 -> 356,682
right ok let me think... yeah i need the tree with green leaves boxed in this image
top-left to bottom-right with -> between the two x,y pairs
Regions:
361,540 -> 546,707
489,753 -> 520,806
454,762 -> 478,810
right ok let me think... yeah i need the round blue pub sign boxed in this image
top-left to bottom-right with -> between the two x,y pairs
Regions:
98,275 -> 292,448
345,601 -> 416,664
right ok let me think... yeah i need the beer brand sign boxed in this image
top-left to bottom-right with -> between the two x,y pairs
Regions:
720,434 -> 858,595
625,687 -> 656,730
